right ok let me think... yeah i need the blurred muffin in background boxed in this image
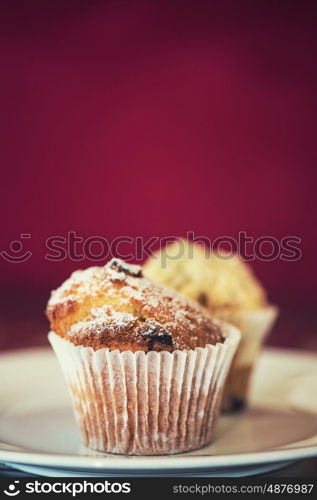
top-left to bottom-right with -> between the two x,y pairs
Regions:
144,240 -> 278,411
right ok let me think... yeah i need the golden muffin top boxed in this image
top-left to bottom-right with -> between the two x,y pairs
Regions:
46,258 -> 224,352
143,240 -> 267,316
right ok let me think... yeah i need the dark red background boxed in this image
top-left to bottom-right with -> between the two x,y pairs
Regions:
0,1 -> 316,351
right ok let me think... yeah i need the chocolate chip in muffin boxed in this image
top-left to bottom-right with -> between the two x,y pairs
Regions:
197,292 -> 208,307
106,258 -> 143,282
139,320 -> 173,350
153,332 -> 173,347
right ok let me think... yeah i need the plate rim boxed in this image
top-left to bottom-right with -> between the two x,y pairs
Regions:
1,444 -> 317,471
1,346 -> 317,471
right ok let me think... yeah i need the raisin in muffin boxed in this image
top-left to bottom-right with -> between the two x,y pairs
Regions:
144,241 -> 278,411
47,258 -> 240,455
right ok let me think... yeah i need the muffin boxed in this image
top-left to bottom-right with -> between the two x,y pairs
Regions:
46,258 -> 240,455
143,240 -> 278,411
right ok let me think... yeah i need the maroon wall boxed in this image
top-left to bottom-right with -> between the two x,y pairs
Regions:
0,1 -> 316,350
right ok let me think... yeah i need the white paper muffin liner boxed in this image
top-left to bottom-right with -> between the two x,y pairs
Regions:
48,323 -> 240,455
221,305 -> 278,411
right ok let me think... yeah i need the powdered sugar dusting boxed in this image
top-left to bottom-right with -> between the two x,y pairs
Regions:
69,310 -> 137,337
120,285 -> 143,302
48,267 -> 106,307
47,258 -> 224,350
106,268 -> 126,282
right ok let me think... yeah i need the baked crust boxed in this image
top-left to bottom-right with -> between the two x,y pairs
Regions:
46,258 -> 224,352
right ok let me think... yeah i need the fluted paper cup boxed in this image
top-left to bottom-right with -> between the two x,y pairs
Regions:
221,305 -> 278,411
48,323 -> 240,455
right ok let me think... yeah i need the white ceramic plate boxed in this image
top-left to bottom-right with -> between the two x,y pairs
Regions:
1,347 -> 317,477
